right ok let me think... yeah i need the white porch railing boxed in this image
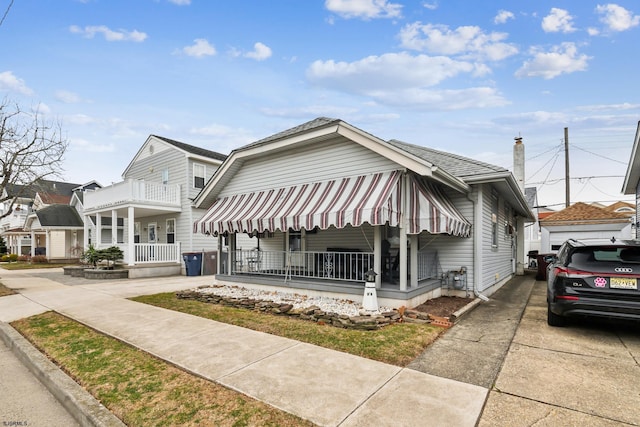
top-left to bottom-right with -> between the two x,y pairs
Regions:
230,250 -> 374,282
84,179 -> 181,211
228,249 -> 441,284
98,243 -> 181,264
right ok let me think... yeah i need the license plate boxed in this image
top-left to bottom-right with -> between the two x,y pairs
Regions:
610,277 -> 638,290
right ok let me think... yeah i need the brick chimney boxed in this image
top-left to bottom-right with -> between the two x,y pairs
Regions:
513,136 -> 525,193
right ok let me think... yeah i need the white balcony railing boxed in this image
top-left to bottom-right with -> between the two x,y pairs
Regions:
84,180 -> 181,212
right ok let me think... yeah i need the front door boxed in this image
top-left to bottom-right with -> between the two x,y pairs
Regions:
148,223 -> 157,243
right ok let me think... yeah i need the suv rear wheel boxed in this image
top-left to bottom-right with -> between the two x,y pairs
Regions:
547,303 -> 566,327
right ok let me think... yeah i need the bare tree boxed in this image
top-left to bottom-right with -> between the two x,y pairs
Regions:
0,99 -> 68,219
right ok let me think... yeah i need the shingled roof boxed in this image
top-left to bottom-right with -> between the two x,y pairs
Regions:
5,179 -> 82,200
387,139 -> 509,180
152,135 -> 227,162
540,202 -> 631,225
34,205 -> 83,227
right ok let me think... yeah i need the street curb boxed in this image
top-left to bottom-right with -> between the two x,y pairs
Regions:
0,321 -> 125,427
450,298 -> 484,323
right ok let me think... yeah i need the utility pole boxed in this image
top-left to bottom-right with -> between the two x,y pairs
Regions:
564,127 -> 570,208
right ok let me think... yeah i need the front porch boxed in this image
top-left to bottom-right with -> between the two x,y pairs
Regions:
216,248 -> 456,308
83,179 -> 184,274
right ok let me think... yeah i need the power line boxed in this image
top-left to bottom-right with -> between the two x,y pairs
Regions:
527,175 -> 625,185
571,144 -> 628,165
0,0 -> 13,27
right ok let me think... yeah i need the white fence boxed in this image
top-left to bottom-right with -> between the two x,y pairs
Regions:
99,243 -> 181,264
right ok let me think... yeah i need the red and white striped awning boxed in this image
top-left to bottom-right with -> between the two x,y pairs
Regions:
195,170 -> 471,237
408,176 -> 471,237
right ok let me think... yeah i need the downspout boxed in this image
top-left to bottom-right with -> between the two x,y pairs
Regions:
468,187 -> 489,301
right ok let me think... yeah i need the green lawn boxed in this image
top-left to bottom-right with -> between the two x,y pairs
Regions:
132,292 -> 443,367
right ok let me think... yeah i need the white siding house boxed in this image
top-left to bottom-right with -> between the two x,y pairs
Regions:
194,118 -> 534,308
82,135 -> 226,278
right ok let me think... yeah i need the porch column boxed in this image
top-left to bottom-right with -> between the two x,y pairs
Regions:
410,234 -> 418,288
229,233 -> 237,274
127,206 -> 135,266
16,236 -> 21,256
111,210 -> 118,245
30,230 -> 35,257
374,226 -> 382,288
399,173 -> 409,291
45,230 -> 51,260
96,213 -> 102,247
83,215 -> 89,248
217,234 -> 223,275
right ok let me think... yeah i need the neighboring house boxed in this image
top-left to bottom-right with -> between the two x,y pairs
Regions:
621,120 -> 640,238
193,118 -> 534,308
82,135 -> 227,278
539,202 -> 632,253
604,201 -> 635,217
0,180 -> 96,256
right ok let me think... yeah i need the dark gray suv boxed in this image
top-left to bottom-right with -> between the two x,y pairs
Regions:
546,238 -> 640,326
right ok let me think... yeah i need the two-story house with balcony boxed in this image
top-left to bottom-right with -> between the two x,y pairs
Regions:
82,135 -> 227,278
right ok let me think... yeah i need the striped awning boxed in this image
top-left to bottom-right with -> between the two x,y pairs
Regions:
195,170 -> 471,237
408,176 -> 471,237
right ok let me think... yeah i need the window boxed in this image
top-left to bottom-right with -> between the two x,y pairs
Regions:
288,229 -> 301,251
166,218 -> 175,244
161,169 -> 169,185
193,163 -> 205,189
491,191 -> 499,248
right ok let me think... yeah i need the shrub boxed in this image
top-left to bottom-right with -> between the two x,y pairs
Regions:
8,254 -> 18,262
1,254 -> 9,262
17,255 -> 30,262
31,255 -> 48,263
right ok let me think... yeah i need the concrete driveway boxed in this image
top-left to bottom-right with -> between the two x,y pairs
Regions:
479,280 -> 640,426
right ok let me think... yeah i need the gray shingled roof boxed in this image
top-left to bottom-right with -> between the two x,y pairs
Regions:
6,179 -> 83,199
240,117 -> 341,150
387,139 -> 508,179
35,205 -> 83,227
152,135 -> 227,162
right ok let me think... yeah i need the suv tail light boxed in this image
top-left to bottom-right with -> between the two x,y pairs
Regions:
553,266 -> 591,277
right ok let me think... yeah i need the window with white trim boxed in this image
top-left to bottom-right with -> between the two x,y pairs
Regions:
161,169 -> 169,185
193,163 -> 205,189
166,218 -> 175,244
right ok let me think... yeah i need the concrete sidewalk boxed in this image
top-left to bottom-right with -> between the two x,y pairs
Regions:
0,269 -> 488,427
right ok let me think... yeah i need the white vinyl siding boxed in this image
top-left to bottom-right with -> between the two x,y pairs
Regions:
219,137 -> 398,197
50,230 -> 66,258
480,184 -> 514,291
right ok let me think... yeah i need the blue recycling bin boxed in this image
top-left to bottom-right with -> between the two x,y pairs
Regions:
182,252 -> 202,276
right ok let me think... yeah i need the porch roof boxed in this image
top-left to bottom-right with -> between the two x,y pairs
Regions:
195,170 -> 471,237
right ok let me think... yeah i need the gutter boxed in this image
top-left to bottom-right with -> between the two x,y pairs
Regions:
467,188 -> 489,302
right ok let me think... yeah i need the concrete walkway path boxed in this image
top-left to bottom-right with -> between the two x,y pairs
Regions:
0,269 -> 488,427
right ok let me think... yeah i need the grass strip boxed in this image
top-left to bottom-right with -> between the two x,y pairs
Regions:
1,262 -> 73,270
11,312 -> 314,427
132,292 -> 443,367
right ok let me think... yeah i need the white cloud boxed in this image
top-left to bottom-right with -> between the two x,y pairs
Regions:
541,8 -> 576,33
55,90 -> 82,103
180,39 -> 216,58
515,42 -> 591,79
306,52 -> 508,109
168,0 -> 190,5
69,25 -> 147,42
67,114 -> 96,125
260,105 -> 359,118
576,102 -> 640,112
0,71 -> 33,95
71,138 -> 115,153
422,2 -> 438,10
494,10 -> 514,24
398,23 -> 518,61
596,3 -> 640,32
189,124 -> 255,149
587,27 -> 600,36
325,0 -> 402,20
244,42 -> 272,61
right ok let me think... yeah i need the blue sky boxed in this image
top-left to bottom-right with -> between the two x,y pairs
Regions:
1,0 -> 639,209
